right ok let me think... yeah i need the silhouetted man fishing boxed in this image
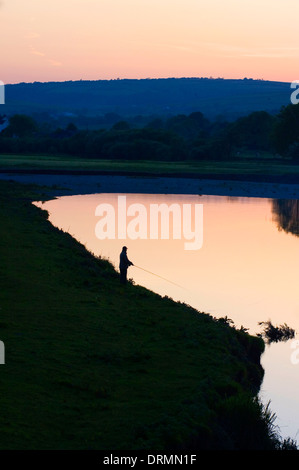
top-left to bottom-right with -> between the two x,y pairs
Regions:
119,246 -> 133,284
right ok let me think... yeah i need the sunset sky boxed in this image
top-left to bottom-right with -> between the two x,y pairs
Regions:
1,0 -> 298,84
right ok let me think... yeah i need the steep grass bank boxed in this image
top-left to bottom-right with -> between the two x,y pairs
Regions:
0,180 -> 275,449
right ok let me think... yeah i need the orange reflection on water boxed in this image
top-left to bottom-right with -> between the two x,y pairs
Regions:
35,192 -> 299,440
36,193 -> 299,332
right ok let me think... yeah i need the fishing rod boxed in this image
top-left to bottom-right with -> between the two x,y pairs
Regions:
133,265 -> 186,290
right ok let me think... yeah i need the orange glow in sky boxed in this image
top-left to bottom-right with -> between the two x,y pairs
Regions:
1,0 -> 298,84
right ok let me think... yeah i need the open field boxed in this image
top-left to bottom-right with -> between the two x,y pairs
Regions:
1,153 -> 299,182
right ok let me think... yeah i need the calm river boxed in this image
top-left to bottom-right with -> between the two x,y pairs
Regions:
35,192 -> 299,442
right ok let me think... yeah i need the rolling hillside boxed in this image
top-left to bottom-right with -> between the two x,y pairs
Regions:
2,78 -> 292,122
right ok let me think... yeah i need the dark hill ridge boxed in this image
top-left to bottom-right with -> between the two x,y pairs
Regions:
3,77 -> 292,120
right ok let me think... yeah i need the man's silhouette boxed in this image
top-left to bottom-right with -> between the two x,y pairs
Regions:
119,246 -> 133,284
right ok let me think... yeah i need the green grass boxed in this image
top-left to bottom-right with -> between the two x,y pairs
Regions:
0,180 -> 275,450
1,153 -> 299,179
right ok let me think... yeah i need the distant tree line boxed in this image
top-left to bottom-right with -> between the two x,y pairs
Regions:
1,103 -> 299,162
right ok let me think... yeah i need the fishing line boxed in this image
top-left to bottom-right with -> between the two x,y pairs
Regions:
133,265 -> 186,290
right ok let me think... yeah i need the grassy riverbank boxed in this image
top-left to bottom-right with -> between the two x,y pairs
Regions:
0,180 -> 285,450
1,153 -> 299,183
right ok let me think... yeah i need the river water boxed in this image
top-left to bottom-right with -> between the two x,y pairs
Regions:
35,192 -> 299,442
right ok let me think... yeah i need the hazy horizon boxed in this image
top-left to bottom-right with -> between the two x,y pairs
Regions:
4,76 -> 292,87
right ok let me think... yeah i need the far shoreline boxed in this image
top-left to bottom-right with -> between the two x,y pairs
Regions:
1,169 -> 299,199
